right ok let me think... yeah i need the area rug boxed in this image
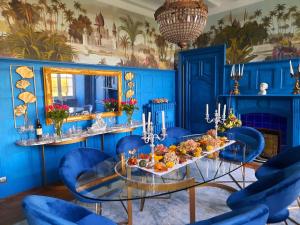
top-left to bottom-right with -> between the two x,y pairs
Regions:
14,169 -> 300,225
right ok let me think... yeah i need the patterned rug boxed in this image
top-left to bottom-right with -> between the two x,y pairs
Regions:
15,169 -> 300,225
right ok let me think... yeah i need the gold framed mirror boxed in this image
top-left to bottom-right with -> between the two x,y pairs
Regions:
43,67 -> 122,124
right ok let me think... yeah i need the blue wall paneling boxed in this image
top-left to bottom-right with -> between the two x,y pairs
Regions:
177,45 -> 226,133
220,58 -> 300,149
0,57 -> 175,198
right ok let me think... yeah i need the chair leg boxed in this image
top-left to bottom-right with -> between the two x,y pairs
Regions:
95,203 -> 102,215
241,165 -> 246,188
140,198 -> 146,211
284,220 -> 288,225
288,216 -> 300,225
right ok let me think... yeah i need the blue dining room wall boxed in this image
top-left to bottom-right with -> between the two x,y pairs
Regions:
0,57 -> 175,198
220,58 -> 300,149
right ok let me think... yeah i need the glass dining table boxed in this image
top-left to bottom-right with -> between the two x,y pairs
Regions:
76,134 -> 246,225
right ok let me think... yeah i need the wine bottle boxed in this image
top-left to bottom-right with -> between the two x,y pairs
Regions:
36,119 -> 43,140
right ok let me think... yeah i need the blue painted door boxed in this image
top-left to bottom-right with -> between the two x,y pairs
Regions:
177,45 -> 226,133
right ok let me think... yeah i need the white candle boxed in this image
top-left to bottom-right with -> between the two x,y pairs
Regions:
218,103 -> 221,116
223,104 -> 226,117
298,62 -> 300,73
161,111 -> 165,130
147,112 -> 151,132
241,64 -> 244,76
142,113 -> 146,133
206,104 -> 209,115
230,65 -> 234,77
290,60 -> 294,75
238,64 -> 241,75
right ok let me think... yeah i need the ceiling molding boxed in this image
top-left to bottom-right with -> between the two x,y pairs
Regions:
95,0 -> 265,19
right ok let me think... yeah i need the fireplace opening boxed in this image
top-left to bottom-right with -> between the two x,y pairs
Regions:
241,113 -> 287,161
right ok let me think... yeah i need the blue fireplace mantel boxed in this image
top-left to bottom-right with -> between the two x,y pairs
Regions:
220,58 -> 300,149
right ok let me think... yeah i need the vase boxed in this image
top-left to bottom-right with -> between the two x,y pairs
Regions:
126,111 -> 133,126
53,120 -> 63,138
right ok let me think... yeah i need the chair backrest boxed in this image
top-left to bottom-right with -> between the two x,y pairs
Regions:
265,145 -> 300,169
227,126 -> 265,161
230,163 -> 300,217
116,135 -> 146,155
23,195 -> 90,225
59,148 -> 110,198
166,127 -> 192,139
193,204 -> 269,225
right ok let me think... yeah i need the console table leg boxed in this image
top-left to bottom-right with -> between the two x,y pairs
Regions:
189,186 -> 196,223
41,145 -> 47,186
100,134 -> 104,152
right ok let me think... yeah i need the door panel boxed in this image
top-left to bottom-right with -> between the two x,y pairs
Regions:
177,45 -> 226,133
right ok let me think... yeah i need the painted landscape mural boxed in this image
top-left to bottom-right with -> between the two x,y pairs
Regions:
0,0 -> 175,69
195,0 -> 300,64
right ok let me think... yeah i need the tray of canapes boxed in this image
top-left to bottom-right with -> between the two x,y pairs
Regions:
127,130 -> 235,176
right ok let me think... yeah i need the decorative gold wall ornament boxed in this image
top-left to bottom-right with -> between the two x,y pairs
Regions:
14,105 -> 27,117
125,72 -> 134,81
43,67 -> 122,124
16,66 -> 34,78
18,92 -> 37,103
126,89 -> 134,98
154,0 -> 208,49
16,80 -> 31,90
127,81 -> 135,88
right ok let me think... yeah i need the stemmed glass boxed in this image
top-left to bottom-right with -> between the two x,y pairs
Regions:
17,126 -> 26,144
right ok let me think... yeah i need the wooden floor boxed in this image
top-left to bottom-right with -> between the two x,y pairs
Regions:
0,186 -> 73,225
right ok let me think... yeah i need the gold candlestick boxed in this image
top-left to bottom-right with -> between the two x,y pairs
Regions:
230,64 -> 243,95
290,60 -> 300,95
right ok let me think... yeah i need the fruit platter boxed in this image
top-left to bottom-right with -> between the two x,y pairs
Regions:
126,130 -> 235,176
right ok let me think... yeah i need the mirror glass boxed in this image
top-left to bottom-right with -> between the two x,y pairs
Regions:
43,67 -> 122,124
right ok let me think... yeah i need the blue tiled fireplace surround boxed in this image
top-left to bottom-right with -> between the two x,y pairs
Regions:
241,113 -> 287,148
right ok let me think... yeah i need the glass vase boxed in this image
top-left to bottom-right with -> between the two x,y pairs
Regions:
53,120 -> 63,138
126,111 -> 133,126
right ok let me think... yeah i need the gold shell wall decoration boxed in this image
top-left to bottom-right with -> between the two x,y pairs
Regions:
16,79 -> 31,89
126,89 -> 134,98
18,92 -> 37,104
128,81 -> 135,88
125,72 -> 134,81
14,105 -> 27,117
16,66 -> 34,78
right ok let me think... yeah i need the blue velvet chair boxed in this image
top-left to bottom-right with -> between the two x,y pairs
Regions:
116,134 -> 147,155
255,145 -> 300,179
189,204 -> 269,225
227,163 -> 300,224
23,195 -> 116,225
162,127 -> 192,146
219,126 -> 265,188
59,147 -> 114,213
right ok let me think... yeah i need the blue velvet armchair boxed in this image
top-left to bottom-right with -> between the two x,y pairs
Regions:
162,127 -> 192,146
116,134 -> 146,155
255,145 -> 300,179
23,195 -> 116,225
59,147 -> 113,207
227,163 -> 300,224
219,126 -> 265,188
189,204 -> 269,225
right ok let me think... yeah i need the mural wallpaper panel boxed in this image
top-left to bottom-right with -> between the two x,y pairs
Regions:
0,0 -> 175,69
195,0 -> 300,64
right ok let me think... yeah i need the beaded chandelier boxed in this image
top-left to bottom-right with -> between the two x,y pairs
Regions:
154,0 -> 208,49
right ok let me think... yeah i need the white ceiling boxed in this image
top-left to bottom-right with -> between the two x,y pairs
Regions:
95,0 -> 264,18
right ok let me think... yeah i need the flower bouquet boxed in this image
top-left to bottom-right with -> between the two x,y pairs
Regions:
121,99 -> 139,125
218,110 -> 242,133
102,98 -> 118,112
46,104 -> 69,137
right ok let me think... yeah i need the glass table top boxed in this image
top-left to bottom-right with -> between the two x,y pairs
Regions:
76,134 -> 246,201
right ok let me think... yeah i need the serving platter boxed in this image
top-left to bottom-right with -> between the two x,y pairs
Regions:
128,140 -> 235,176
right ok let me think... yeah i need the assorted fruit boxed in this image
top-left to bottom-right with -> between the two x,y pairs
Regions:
126,130 -> 230,173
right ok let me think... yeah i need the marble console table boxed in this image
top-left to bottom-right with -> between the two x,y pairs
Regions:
16,122 -> 142,186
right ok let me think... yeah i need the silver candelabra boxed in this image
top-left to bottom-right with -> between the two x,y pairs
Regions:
205,109 -> 226,137
142,122 -> 167,165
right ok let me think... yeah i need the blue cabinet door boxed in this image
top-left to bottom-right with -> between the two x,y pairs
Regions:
177,45 -> 226,133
